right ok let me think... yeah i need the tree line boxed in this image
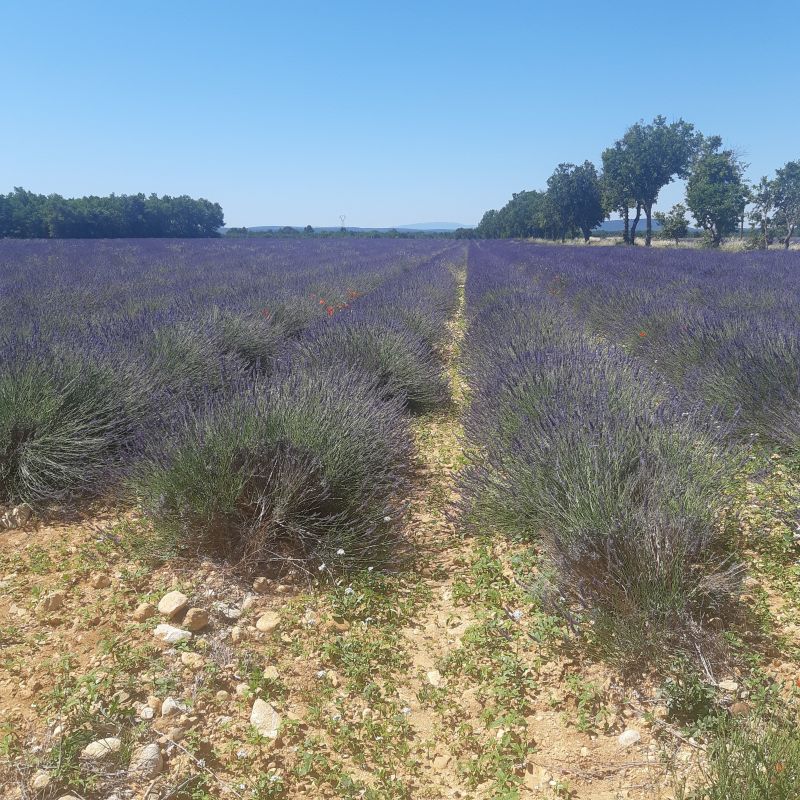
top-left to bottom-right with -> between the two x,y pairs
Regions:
461,116 -> 799,248
0,188 -> 224,238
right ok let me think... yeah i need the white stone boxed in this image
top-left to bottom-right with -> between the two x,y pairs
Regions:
618,729 -> 641,748
426,669 -> 442,688
153,624 -> 191,644
157,591 -> 189,618
250,699 -> 281,738
31,771 -> 51,790
128,742 -> 162,778
80,737 -> 122,760
256,611 -> 280,633
161,697 -> 187,717
718,679 -> 739,692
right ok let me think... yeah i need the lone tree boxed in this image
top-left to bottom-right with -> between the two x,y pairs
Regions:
545,161 -> 606,242
773,160 -> 800,248
620,116 -> 700,246
686,136 -> 748,247
654,203 -> 689,246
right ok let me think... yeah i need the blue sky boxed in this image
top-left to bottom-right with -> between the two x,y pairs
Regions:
2,1 -> 798,227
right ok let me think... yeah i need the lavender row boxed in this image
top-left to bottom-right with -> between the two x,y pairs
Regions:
459,242 -> 740,662
0,239 -> 451,508
132,245 -> 462,573
478,241 -> 800,456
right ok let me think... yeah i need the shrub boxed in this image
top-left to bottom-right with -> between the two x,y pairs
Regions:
290,314 -> 449,412
681,711 -> 800,800
0,344 -> 148,506
133,366 -> 412,573
209,309 -> 288,371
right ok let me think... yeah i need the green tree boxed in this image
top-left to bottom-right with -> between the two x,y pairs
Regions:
601,141 -> 635,243
545,162 -> 605,242
748,176 -> 776,249
686,136 -> 749,247
773,160 -> 800,248
621,116 -> 700,246
653,203 -> 689,246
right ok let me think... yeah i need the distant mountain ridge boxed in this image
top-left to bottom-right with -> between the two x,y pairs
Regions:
230,222 -> 473,233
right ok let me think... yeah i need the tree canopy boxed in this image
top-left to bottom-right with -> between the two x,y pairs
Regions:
0,188 -> 224,238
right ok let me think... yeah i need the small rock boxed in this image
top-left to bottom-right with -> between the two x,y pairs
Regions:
231,626 -> 245,643
331,618 -> 350,632
166,727 -> 185,742
39,590 -> 66,612
132,602 -> 157,622
153,624 -> 191,645
303,609 -> 317,626
731,701 -> 751,716
718,679 -> 739,692
256,611 -> 280,633
161,697 -> 187,717
250,698 -> 281,738
242,595 -> 257,611
580,746 -> 589,757
618,729 -> 641,748
253,577 -> 269,593
212,601 -> 242,620
433,754 -> 450,770
90,573 -> 111,589
181,653 -> 206,670
31,771 -> 51,790
180,652 -> 205,670
216,690 -> 230,701
147,696 -> 162,714
264,665 -> 279,681
183,607 -> 209,632
235,682 -> 249,697
80,737 -> 122,760
426,669 -> 442,688
158,591 -> 189,619
128,743 -> 162,778
139,706 -> 155,720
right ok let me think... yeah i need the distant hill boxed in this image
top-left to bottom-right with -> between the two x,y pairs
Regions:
595,219 -> 662,232
396,222 -> 472,231
228,222 -> 473,233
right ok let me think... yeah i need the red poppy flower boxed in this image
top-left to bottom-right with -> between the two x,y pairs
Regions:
639,331 -> 647,337
326,306 -> 335,316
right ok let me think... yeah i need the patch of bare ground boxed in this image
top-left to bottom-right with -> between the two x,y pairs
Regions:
1,271 -> 799,800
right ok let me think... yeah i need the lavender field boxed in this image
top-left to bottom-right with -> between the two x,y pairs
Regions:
2,239 -> 800,799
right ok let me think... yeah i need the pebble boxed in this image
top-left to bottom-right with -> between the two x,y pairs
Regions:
264,665 -> 280,681
216,690 -> 230,701
231,626 -> 245,643
161,697 -> 187,717
426,669 -> 442,688
618,729 -> 641,748
718,679 -> 739,692
158,591 -> 189,618
39,590 -> 66,612
180,652 -> 205,670
253,577 -> 270,593
90,573 -> 111,589
212,601 -> 242,620
31,771 -> 50,790
132,602 -> 157,622
433,754 -> 450,769
80,737 -> 122,760
153,624 -> 191,645
731,701 -> 751,716
127,743 -> 162,778
256,611 -> 280,633
250,698 -> 281,738
183,607 -> 209,632
139,705 -> 155,720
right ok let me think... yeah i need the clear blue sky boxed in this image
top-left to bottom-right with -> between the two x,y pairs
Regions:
2,1 -> 798,228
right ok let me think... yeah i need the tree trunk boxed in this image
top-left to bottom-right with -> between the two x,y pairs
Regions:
630,203 -> 641,245
761,220 -> 769,249
784,223 -> 795,249
582,226 -> 590,243
622,207 -> 630,244
644,203 -> 652,246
